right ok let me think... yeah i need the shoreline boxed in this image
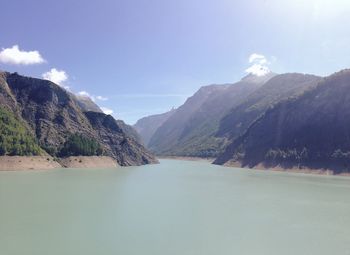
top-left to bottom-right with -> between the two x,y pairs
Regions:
2,155 -> 350,177
158,157 -> 350,177
157,156 -> 215,163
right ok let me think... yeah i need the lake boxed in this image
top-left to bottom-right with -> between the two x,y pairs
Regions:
1,159 -> 350,255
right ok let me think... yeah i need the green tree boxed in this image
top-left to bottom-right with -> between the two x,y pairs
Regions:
59,134 -> 103,157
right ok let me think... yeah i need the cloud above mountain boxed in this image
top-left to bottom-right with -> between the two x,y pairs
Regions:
42,68 -> 68,86
245,53 -> 271,76
0,45 -> 45,65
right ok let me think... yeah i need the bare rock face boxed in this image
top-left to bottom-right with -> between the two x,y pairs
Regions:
0,71 -> 157,166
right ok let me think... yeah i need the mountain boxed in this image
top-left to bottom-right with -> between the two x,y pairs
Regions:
133,109 -> 176,146
216,73 -> 321,139
0,71 -> 157,166
214,69 -> 350,173
147,73 -> 276,157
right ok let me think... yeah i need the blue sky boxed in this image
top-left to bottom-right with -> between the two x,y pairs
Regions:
1,0 -> 350,124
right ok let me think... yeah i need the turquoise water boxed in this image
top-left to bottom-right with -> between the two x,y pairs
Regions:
1,159 -> 350,255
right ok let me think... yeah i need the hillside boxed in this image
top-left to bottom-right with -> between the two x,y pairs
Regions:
146,73 -> 275,157
0,71 -> 157,166
214,69 -> 350,173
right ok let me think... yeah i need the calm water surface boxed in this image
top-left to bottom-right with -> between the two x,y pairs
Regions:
1,159 -> 350,255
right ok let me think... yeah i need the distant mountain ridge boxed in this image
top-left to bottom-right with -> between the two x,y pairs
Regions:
0,71 -> 157,166
134,108 -> 176,146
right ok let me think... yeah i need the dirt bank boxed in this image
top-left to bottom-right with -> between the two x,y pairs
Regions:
0,156 -> 62,171
0,156 -> 119,171
222,161 -> 350,176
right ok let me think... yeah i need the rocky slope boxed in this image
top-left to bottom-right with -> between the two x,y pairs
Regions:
0,71 -> 157,166
146,73 -> 275,157
214,70 -> 350,173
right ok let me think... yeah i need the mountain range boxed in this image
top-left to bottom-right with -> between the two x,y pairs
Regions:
135,69 -> 350,173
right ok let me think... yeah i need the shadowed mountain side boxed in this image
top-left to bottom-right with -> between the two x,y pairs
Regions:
214,69 -> 350,173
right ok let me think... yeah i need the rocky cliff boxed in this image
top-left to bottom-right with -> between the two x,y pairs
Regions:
0,71 -> 157,166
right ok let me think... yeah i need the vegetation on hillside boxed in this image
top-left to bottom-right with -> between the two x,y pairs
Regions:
0,107 -> 42,156
59,133 -> 103,157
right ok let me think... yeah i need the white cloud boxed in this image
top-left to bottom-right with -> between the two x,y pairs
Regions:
245,53 -> 272,76
42,68 -> 68,85
0,45 -> 45,65
96,95 -> 108,101
100,107 -> 113,115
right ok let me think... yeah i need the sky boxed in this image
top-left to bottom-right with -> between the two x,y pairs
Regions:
1,0 -> 350,124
